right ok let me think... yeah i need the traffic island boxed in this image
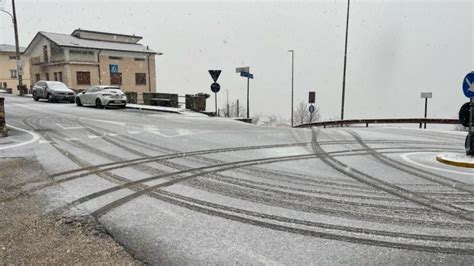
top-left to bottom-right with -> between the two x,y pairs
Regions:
436,153 -> 474,168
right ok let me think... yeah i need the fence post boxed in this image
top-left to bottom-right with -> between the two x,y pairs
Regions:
0,97 -> 7,137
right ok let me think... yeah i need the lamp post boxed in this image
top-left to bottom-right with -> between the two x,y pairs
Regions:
288,50 -> 294,127
1,0 -> 23,95
340,0 -> 350,121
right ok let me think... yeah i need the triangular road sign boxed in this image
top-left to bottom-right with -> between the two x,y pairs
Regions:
209,70 -> 222,82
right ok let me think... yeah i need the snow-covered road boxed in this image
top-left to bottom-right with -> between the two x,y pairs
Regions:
2,95 -> 473,264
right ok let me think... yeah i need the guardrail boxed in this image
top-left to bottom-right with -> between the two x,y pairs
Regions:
296,118 -> 459,128
0,97 -> 7,137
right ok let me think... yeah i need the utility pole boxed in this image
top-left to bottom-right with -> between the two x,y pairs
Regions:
12,0 -> 23,95
340,0 -> 350,121
288,50 -> 294,127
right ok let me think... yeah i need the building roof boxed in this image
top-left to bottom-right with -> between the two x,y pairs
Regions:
0,44 -> 25,53
71,29 -> 143,40
24,31 -> 157,54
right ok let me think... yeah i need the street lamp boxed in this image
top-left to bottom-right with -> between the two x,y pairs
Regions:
1,0 -> 23,95
288,50 -> 294,127
340,0 -> 350,121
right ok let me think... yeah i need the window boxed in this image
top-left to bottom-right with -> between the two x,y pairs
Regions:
76,71 -> 91,85
135,73 -> 147,85
46,73 -> 50,81
9,56 -> 16,60
10,70 -> 17,78
58,72 -> 63,82
110,72 -> 122,85
109,56 -> 122,60
134,58 -> 145,62
70,50 -> 94,55
35,74 -> 40,82
54,72 -> 58,81
43,45 -> 48,62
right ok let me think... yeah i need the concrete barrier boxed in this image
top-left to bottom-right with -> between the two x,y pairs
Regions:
0,97 -> 7,137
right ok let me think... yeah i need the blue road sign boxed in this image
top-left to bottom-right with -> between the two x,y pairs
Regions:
309,104 -> 315,113
240,72 -> 254,79
109,64 -> 119,73
462,71 -> 474,98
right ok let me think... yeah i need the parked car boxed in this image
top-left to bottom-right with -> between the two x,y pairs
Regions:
75,85 -> 127,108
32,81 -> 76,103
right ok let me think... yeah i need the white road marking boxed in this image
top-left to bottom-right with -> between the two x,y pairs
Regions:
176,128 -> 192,136
55,123 -> 83,130
107,133 -> 118,137
128,131 -> 141,134
38,140 -> 52,144
147,127 -> 209,138
83,118 -> 126,126
400,152 -> 474,176
87,135 -> 101,139
0,125 -> 40,150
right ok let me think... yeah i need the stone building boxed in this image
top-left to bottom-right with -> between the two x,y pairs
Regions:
23,29 -> 159,102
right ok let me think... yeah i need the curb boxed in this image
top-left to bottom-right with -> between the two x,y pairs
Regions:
436,155 -> 474,169
125,105 -> 182,114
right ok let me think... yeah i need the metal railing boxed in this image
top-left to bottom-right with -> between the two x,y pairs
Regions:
296,118 -> 459,128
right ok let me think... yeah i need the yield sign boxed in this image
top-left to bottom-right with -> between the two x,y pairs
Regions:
209,70 -> 222,82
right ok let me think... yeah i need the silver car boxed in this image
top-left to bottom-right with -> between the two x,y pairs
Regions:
75,85 -> 127,108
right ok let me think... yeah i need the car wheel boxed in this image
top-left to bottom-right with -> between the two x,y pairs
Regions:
95,98 -> 104,109
76,97 -> 83,106
47,94 -> 55,103
33,92 -> 39,101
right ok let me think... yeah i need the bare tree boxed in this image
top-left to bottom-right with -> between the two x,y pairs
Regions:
219,100 -> 246,117
294,100 -> 320,126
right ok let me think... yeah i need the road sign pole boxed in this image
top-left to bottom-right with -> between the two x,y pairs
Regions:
470,97 -> 473,133
226,89 -> 229,117
215,92 -> 218,117
424,97 -> 428,129
247,76 -> 250,119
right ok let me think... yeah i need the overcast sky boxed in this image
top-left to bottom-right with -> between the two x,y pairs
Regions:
1,0 -> 472,120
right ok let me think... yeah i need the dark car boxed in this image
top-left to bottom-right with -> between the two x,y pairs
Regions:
32,81 -> 76,103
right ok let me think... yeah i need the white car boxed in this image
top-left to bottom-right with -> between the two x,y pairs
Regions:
75,85 -> 127,108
